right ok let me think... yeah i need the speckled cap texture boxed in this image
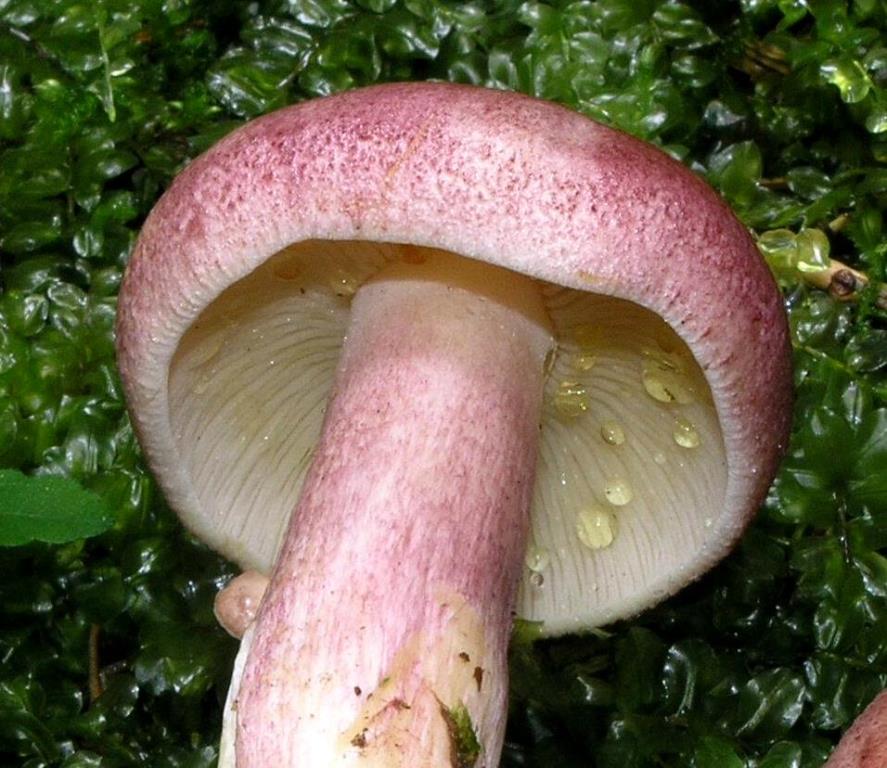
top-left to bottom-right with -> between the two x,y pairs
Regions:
117,82 -> 792,625
824,690 -> 887,767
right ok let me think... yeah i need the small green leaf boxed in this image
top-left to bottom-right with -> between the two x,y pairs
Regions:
692,735 -> 744,768
0,469 -> 112,546
759,741 -> 803,768
795,228 -> 831,273
865,103 -> 887,133
821,58 -> 873,103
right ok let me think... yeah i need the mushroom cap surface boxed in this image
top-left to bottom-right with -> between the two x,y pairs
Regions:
117,82 -> 792,634
825,690 -> 887,767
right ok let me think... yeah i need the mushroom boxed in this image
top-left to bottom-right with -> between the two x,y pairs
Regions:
824,691 -> 887,767
116,83 -> 792,767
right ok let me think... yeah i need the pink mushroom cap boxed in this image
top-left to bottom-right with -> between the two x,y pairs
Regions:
825,691 -> 887,767
117,82 -> 792,636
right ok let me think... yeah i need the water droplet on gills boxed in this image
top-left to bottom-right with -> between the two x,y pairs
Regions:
672,416 -> 700,448
525,545 -> 550,573
576,507 -> 617,550
330,270 -> 360,298
552,380 -> 589,419
642,367 -> 693,404
600,420 -> 625,446
567,325 -> 601,372
653,451 -> 667,465
529,571 -> 545,588
571,351 -> 596,371
604,479 -> 633,506
641,348 -> 693,404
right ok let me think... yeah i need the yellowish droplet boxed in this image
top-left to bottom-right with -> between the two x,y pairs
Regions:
330,270 -> 360,298
525,545 -> 550,574
604,479 -> 633,506
600,420 -> 625,446
672,416 -> 701,448
653,451 -> 667,465
571,351 -> 596,371
641,365 -> 693,404
576,507 -> 617,550
552,380 -> 589,419
641,346 -> 707,405
273,261 -> 302,281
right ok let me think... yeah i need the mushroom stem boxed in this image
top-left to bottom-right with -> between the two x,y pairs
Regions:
224,253 -> 553,767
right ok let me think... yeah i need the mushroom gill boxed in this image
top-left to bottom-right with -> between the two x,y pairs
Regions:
168,240 -> 727,634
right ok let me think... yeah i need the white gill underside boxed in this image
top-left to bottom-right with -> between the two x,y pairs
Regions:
167,241 -> 727,634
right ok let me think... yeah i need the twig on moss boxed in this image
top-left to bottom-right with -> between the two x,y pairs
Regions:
805,259 -> 887,310
89,624 -> 103,704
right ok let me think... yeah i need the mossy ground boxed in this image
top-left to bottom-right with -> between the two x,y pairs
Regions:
1,2 -> 885,766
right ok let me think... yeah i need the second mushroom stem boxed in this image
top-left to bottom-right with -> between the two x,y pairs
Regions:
222,253 -> 554,768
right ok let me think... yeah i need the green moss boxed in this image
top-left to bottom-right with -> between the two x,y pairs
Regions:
1,1 -> 885,766
441,703 -> 481,768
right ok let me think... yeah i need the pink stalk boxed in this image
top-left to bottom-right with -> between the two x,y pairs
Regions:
229,258 -> 552,766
